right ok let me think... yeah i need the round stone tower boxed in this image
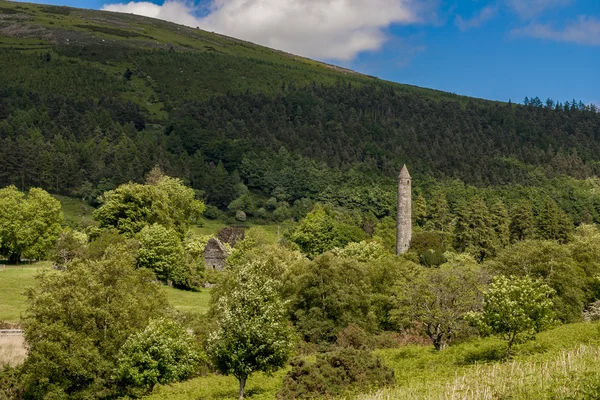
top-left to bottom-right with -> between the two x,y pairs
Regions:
396,165 -> 412,255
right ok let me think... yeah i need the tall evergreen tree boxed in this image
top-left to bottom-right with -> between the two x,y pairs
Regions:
510,200 -> 535,242
490,199 -> 510,248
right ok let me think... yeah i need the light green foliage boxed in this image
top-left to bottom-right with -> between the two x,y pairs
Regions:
400,254 -> 486,350
154,176 -> 205,236
21,245 -> 168,398
569,224 -> 600,281
142,322 -> 600,400
93,176 -> 204,237
226,227 -> 269,267
207,260 -> 293,399
368,257 -> 420,331
288,204 -> 366,258
466,275 -> 555,357
94,182 -> 163,236
373,216 -> 397,253
413,193 -> 427,227
491,240 -> 586,322
288,253 -> 374,343
228,193 -> 256,216
53,228 -> 88,269
331,240 -> 389,262
117,318 -> 203,395
137,224 -> 198,289
184,232 -> 212,267
0,186 -> 63,263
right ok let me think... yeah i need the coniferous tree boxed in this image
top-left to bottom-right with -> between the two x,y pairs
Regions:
510,200 -> 535,242
490,199 -> 510,248
413,193 -> 427,227
426,188 -> 451,232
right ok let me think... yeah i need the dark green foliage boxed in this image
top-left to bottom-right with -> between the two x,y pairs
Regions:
510,200 -> 535,242
335,324 -> 372,350
288,253 -> 374,343
21,245 -> 169,398
0,365 -> 24,400
490,240 -> 587,323
277,347 -> 395,399
203,204 -> 220,220
409,231 -> 448,267
453,197 -> 497,262
0,3 -> 598,233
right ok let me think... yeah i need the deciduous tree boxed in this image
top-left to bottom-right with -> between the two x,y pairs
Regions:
466,275 -> 554,357
0,186 -> 63,263
207,260 -> 293,399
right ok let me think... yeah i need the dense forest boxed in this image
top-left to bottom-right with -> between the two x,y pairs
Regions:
3,3 -> 600,399
0,1 -> 600,227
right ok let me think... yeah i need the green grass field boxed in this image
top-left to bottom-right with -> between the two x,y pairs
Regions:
54,195 -> 96,230
0,261 -> 212,323
141,322 -> 600,400
0,262 -> 51,322
164,287 -> 211,315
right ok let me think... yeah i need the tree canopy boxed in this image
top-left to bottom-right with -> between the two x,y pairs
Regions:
0,186 -> 63,263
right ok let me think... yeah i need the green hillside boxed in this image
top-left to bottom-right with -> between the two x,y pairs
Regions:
1,1 -> 600,230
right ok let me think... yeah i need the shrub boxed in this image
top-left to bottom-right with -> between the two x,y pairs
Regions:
203,204 -> 219,220
0,365 -> 24,400
116,318 -> 203,396
235,210 -> 247,222
277,347 -> 395,399
336,324 -> 372,350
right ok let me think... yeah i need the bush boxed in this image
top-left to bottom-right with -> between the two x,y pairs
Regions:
116,318 -> 203,396
203,204 -> 219,220
0,365 -> 24,400
235,210 -> 247,222
277,347 -> 395,399
336,324 -> 372,350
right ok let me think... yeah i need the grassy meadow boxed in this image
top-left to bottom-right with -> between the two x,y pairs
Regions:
0,262 -> 212,323
0,262 -> 51,323
141,322 -> 600,400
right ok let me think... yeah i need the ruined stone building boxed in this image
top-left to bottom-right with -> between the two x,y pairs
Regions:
204,237 -> 229,271
396,165 -> 412,255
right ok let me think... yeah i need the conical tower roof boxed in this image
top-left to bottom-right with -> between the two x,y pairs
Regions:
399,164 -> 411,179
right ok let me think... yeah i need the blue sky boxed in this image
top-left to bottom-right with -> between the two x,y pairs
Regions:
17,0 -> 600,105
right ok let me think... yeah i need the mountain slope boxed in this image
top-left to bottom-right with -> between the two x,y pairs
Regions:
1,1 -> 599,222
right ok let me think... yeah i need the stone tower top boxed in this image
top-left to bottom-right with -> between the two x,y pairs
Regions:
399,164 -> 411,180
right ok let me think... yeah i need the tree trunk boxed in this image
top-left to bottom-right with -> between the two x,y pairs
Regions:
505,333 -> 516,358
238,376 -> 247,399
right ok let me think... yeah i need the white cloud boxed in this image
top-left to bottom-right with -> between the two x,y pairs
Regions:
454,5 -> 497,31
512,16 -> 600,45
505,0 -> 571,19
102,0 -> 431,61
102,1 -> 204,27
